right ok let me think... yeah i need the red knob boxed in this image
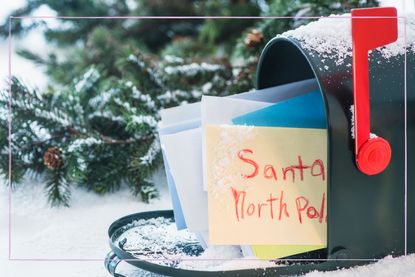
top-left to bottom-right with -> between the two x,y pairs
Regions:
356,137 -> 392,175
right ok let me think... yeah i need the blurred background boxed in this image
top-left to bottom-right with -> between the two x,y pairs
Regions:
0,1 -> 414,276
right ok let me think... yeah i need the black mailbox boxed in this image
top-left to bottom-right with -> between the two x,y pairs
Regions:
256,7 -> 415,260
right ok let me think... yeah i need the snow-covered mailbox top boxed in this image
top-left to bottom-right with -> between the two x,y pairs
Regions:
256,8 -> 415,259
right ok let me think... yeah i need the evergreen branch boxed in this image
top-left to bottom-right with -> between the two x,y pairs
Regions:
18,127 -> 141,153
5,77 -> 75,131
16,48 -> 47,66
137,179 -> 159,203
0,153 -> 27,187
127,140 -> 161,202
125,54 -> 165,94
44,167 -> 71,207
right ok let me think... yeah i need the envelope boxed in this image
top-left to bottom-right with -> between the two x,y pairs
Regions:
159,136 -> 187,230
158,102 -> 201,230
232,90 -> 326,129
161,128 -> 208,233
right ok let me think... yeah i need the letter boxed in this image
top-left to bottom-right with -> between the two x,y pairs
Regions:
264,165 -> 278,180
291,156 -> 311,181
231,187 -> 246,221
306,206 -> 319,219
266,193 -> 279,219
258,203 -> 268,218
295,196 -> 309,223
247,203 -> 255,216
282,166 -> 295,183
311,159 -> 326,181
237,149 -> 259,179
279,190 -> 290,220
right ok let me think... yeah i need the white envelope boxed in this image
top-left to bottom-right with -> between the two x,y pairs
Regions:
159,101 -> 201,231
161,128 -> 208,233
159,102 -> 200,127
229,78 -> 318,103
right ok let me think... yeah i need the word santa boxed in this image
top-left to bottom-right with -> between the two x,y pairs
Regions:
230,149 -> 326,223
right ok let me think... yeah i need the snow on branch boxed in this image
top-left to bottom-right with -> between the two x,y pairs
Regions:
140,139 -> 161,166
75,67 -> 100,93
164,62 -> 224,77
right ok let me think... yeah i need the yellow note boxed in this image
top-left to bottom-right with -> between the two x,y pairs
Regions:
206,125 -> 327,246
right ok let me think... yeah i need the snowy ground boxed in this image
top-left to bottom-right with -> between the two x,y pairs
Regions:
0,170 -> 414,276
0,170 -> 172,276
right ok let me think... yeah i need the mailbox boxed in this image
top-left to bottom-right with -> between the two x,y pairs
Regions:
257,7 -> 414,260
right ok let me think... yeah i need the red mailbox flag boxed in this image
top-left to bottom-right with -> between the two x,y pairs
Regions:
352,7 -> 398,175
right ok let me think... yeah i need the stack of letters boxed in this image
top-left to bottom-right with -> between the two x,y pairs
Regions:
158,79 -> 328,259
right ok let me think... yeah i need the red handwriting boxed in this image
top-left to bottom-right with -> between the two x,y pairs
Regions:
231,187 -> 291,221
311,159 -> 326,181
237,150 -> 326,183
237,149 -> 259,178
231,187 -> 326,224
295,193 -> 326,224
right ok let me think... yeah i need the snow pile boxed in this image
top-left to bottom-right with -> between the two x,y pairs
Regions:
305,254 -> 415,277
115,215 -> 280,272
116,216 -> 203,268
280,14 -> 415,66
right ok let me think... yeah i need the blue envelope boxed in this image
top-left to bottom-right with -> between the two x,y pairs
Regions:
160,123 -> 199,230
232,90 -> 326,129
161,150 -> 187,229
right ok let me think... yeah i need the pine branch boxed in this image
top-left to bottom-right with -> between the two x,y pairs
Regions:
6,77 -> 74,130
44,167 -> 71,207
138,179 -> 159,203
0,153 -> 27,187
124,53 -> 164,95
16,48 -> 47,66
127,140 -> 161,202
